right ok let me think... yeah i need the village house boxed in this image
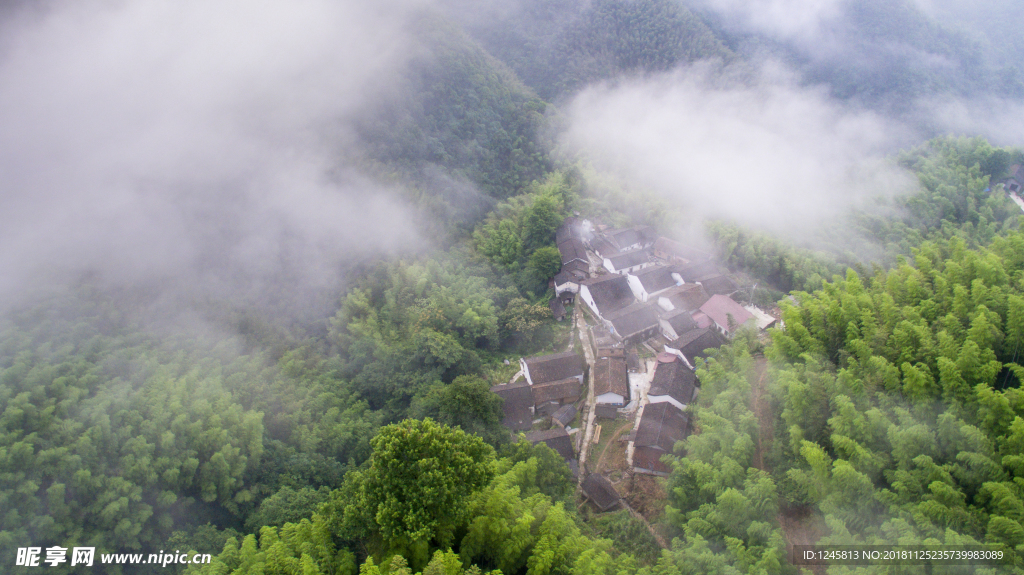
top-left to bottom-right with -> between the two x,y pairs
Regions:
581,473 -> 621,512
671,327 -> 726,367
651,237 -> 712,264
557,236 -> 590,278
579,274 -> 636,319
1004,164 -> 1024,194
593,356 -> 629,406
658,307 -> 698,341
532,377 -> 583,415
673,260 -> 720,282
589,235 -> 621,259
602,248 -> 652,275
607,226 -> 655,251
524,427 -> 576,461
744,304 -> 778,330
697,294 -> 755,338
626,264 -> 681,302
696,274 -> 739,296
648,354 -> 699,410
632,402 -> 691,476
490,381 -> 534,432
549,296 -> 566,321
553,269 -> 585,302
553,217 -> 591,297
520,351 -> 586,386
657,283 -> 710,313
602,302 -> 661,345
551,403 -> 576,427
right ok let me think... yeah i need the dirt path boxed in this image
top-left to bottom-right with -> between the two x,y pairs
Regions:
750,355 -> 772,472
576,311 -> 598,486
593,420 -> 630,473
752,355 -> 829,572
779,507 -> 828,575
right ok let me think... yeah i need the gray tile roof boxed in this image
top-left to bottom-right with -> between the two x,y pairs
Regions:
659,284 -> 710,312
582,473 -> 620,511
581,274 -> 636,315
531,377 -> 583,405
635,402 -> 691,453
605,248 -> 650,271
524,352 -> 585,384
604,302 -> 660,340
525,427 -> 575,460
632,264 -> 680,294
649,360 -> 699,405
491,381 -> 534,431
593,357 -> 629,399
660,308 -> 698,336
676,328 -> 725,362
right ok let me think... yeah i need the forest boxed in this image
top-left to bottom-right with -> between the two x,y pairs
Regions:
3,1 -> 1024,574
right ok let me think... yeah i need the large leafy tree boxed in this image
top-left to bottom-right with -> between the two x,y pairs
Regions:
349,419 -> 496,550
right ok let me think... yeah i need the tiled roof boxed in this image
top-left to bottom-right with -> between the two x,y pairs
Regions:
582,473 -> 620,511
634,402 -> 691,453
491,381 -> 534,431
676,328 -> 725,362
606,248 -> 650,271
557,237 -> 588,266
604,302 -> 660,339
549,297 -> 566,320
660,308 -> 697,336
698,275 -> 738,296
652,237 -> 712,263
699,295 -> 754,331
525,428 -> 575,460
591,236 -> 620,257
581,274 -> 636,315
524,352 -> 585,384
674,261 -> 722,282
593,357 -> 629,399
659,284 -> 710,312
632,265 -> 679,294
649,361 -> 699,405
531,377 -> 583,405
552,404 -> 576,427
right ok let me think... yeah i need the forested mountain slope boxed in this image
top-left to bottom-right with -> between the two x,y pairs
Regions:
455,0 -> 732,102
4,0 -> 1024,573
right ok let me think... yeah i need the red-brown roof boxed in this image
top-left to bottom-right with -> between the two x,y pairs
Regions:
593,357 -> 629,398
699,295 -> 753,332
531,377 -> 583,405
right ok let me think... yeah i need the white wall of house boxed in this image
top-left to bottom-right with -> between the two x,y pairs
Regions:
579,285 -> 601,318
626,274 -> 648,302
657,295 -> 675,312
659,318 -> 680,340
647,394 -> 686,411
555,280 -> 579,296
519,358 -> 532,385
661,345 -> 691,368
596,392 -> 625,405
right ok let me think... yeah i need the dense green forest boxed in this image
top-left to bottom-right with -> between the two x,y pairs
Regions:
685,0 -> 1024,113
5,1 -> 1024,574
457,0 -> 732,102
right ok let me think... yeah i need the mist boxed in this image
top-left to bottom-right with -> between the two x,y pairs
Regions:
0,0 -> 430,322
559,61 -> 916,238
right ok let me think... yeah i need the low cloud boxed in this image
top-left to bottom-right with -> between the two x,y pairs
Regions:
560,62 -> 915,237
0,0 -> 428,317
691,0 -> 844,50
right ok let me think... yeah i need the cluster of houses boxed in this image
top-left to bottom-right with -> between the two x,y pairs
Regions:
500,217 -> 782,510
556,218 -> 774,351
